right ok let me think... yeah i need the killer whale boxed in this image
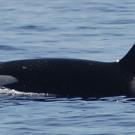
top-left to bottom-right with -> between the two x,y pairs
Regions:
0,45 -> 135,97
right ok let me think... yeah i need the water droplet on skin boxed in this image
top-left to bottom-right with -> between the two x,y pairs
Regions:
22,66 -> 27,69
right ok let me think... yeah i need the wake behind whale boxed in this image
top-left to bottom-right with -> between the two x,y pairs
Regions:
0,44 -> 135,97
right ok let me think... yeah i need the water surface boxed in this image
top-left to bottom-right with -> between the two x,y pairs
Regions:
0,0 -> 135,134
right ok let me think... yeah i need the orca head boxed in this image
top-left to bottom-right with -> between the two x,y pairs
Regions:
119,44 -> 135,74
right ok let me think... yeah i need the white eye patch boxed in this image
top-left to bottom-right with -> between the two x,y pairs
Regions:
0,75 -> 18,86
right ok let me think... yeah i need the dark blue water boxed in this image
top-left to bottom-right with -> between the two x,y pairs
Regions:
0,0 -> 135,134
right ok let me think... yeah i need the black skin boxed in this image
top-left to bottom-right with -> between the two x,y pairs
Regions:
0,58 -> 132,97
0,44 -> 135,98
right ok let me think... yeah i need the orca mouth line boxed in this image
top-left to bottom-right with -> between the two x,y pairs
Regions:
0,44 -> 135,97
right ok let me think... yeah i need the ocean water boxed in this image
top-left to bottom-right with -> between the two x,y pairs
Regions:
0,0 -> 135,134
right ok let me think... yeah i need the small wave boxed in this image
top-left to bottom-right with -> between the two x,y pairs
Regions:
0,88 -> 130,103
0,88 -> 62,102
0,45 -> 24,51
16,25 -> 57,32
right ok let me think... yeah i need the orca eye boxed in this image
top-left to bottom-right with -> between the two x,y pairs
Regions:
0,75 -> 18,86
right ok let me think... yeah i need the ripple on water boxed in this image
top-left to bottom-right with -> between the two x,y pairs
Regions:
0,0 -> 135,134
0,87 -> 135,135
14,25 -> 58,32
0,45 -> 24,51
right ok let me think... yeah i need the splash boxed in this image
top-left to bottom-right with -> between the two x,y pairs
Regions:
0,87 -> 53,97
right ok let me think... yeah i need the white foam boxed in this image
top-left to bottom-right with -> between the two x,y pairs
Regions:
116,59 -> 119,62
0,87 -> 53,97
